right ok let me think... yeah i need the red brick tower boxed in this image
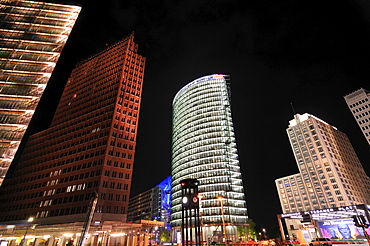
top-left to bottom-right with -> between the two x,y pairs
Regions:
0,33 -> 146,224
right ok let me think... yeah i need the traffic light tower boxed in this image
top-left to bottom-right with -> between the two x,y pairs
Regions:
180,179 -> 201,246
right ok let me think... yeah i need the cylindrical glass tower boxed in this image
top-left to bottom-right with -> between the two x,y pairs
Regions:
171,74 -> 248,242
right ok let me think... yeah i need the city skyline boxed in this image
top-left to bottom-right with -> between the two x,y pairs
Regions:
7,0 -> 370,235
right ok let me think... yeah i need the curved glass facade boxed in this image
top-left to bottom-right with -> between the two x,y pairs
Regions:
171,74 -> 248,231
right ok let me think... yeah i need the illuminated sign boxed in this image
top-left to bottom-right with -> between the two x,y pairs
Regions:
317,219 -> 369,240
281,212 -> 301,218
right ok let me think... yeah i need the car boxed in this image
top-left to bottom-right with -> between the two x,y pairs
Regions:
309,238 -> 332,246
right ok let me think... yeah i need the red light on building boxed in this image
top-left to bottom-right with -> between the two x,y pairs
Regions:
0,33 -> 146,224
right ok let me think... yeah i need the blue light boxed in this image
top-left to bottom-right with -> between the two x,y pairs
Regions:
156,176 -> 172,230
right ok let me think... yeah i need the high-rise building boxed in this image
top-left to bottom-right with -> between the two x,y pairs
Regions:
276,113 -> 370,214
171,74 -> 248,242
128,177 -> 171,229
0,0 -> 81,185
344,88 -> 370,145
0,33 -> 146,224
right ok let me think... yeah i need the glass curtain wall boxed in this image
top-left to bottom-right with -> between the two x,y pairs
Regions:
171,74 -> 248,239
0,0 -> 81,184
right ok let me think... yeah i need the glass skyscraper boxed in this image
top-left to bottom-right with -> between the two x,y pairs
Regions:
171,74 -> 248,242
0,0 -> 81,185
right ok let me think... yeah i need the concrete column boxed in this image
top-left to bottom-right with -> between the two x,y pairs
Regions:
131,236 -> 138,246
33,238 -> 41,246
143,235 -> 148,246
121,234 -> 127,246
138,234 -> 143,246
59,237 -> 66,246
8,239 -> 15,246
101,233 -> 107,246
91,234 -> 100,246
125,236 -> 131,246
45,236 -> 54,246
74,235 -> 80,246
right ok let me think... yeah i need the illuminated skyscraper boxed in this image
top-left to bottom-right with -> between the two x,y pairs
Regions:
0,33 -> 145,224
171,74 -> 248,241
0,0 -> 81,185
344,88 -> 370,145
276,113 -> 370,214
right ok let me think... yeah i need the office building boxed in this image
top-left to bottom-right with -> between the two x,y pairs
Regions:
128,177 -> 171,229
0,0 -> 81,185
276,113 -> 370,214
171,74 -> 248,242
344,88 -> 370,145
0,33 -> 146,224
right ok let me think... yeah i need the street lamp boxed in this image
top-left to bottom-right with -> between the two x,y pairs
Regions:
262,229 -> 266,240
22,217 -> 34,246
218,196 -> 227,245
198,195 -> 204,242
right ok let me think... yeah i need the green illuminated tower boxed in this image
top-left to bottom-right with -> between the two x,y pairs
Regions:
171,74 -> 248,242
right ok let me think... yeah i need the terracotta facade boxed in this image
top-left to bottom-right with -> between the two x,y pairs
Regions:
0,33 -> 146,224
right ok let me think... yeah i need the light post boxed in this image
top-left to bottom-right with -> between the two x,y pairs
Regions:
198,195 -> 204,242
218,196 -> 227,245
262,229 -> 266,240
21,217 -> 34,246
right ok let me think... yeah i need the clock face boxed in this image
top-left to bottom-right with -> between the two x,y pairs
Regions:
182,196 -> 188,204
192,196 -> 198,203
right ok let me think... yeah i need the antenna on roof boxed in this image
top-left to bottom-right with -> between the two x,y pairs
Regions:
290,103 -> 296,115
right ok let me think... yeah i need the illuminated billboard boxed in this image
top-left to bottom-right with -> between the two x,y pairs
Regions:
318,219 -> 369,240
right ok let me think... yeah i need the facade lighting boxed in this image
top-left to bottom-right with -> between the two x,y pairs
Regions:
171,74 -> 248,242
0,0 -> 81,185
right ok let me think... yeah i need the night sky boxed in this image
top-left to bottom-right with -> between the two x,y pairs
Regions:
13,0 -> 370,236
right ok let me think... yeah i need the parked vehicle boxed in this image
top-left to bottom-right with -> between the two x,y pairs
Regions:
309,238 -> 332,246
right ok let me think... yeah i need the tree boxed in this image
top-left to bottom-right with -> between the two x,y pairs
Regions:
237,226 -> 247,238
248,218 -> 257,240
159,229 -> 171,242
